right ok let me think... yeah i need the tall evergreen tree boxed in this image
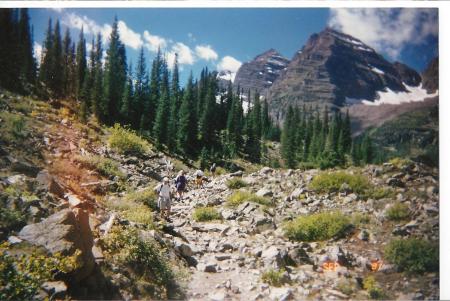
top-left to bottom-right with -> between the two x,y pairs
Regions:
18,8 -> 36,85
153,58 -> 170,147
281,106 -> 297,168
133,47 -> 149,129
177,73 -> 197,156
39,18 -> 53,91
75,26 -> 86,99
62,28 -> 73,97
120,62 -> 134,124
145,48 -> 162,131
91,33 -> 104,121
198,73 -> 217,149
167,54 -> 180,152
104,17 -> 127,125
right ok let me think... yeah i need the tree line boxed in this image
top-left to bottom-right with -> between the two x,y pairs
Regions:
281,105 -> 373,169
0,9 -> 281,167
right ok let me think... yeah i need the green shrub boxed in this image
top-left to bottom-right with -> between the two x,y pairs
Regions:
309,171 -> 371,195
76,155 -> 125,179
226,190 -> 272,207
105,198 -> 154,227
364,187 -> 395,200
351,212 -> 371,226
385,203 -> 410,221
389,157 -> 412,169
102,227 -> 177,299
336,279 -> 356,296
0,112 -> 27,142
0,207 -> 26,233
284,212 -> 352,242
261,269 -> 288,287
363,276 -> 385,299
226,178 -> 248,189
108,123 -> 150,155
126,187 -> 158,211
0,243 -> 80,300
384,238 -> 439,274
192,207 -> 221,222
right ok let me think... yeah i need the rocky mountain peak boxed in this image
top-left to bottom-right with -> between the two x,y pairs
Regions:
233,48 -> 289,96
422,57 -> 439,93
267,28 -> 424,123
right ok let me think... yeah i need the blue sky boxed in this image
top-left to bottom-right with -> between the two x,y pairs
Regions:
29,8 -> 438,84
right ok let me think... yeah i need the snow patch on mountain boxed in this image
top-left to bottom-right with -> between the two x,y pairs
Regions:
371,66 -> 385,75
360,83 -> 438,106
217,70 -> 236,83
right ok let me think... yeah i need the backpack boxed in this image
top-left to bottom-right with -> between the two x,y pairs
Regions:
175,175 -> 186,189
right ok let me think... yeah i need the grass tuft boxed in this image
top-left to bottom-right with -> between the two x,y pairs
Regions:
309,171 -> 371,195
192,207 -> 221,222
226,190 -> 272,207
225,178 -> 248,189
108,123 -> 150,155
284,211 -> 352,242
385,203 -> 410,221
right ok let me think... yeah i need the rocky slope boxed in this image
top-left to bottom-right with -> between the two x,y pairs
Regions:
266,28 -> 425,123
234,49 -> 289,97
0,91 -> 439,300
422,57 -> 439,93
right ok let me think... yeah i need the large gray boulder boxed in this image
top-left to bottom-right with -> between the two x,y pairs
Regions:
19,208 -> 95,281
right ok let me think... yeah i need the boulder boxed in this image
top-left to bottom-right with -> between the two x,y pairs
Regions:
260,167 -> 273,175
197,261 -> 218,273
256,188 -> 273,197
287,247 -> 312,265
269,287 -> 294,301
386,178 -> 405,188
290,187 -> 306,200
19,208 -> 95,281
10,160 -> 40,177
174,237 -> 194,257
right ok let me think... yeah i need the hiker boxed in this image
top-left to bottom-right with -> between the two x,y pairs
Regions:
155,177 -> 172,220
175,170 -> 187,200
194,169 -> 204,188
210,163 -> 217,177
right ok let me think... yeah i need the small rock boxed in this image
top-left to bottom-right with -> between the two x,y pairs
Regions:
41,281 -> 67,299
387,178 -> 405,187
269,287 -> 293,301
326,289 -> 348,299
8,235 -> 23,245
256,188 -> 273,197
427,186 -> 438,195
198,261 -> 218,273
260,167 -> 273,174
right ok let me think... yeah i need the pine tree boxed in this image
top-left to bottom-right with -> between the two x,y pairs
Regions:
120,62 -> 134,124
361,134 -> 373,164
153,58 -> 170,148
62,28 -> 73,97
18,8 -> 36,86
39,18 -> 53,92
91,33 -> 104,121
177,73 -> 197,156
75,26 -> 86,100
145,48 -> 162,131
0,9 -> 22,91
133,47 -> 149,129
281,106 -> 297,168
167,54 -> 180,152
104,17 -> 127,125
198,73 -> 217,149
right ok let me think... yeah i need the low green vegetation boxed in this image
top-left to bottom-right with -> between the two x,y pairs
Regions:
192,207 -> 221,222
284,211 -> 352,242
101,227 -> 180,299
385,203 -> 410,221
0,112 -> 28,142
364,187 -> 395,200
226,190 -> 272,207
309,171 -> 372,195
389,157 -> 413,169
261,269 -> 288,287
75,154 -> 125,180
384,238 -> 439,274
363,276 -> 385,299
105,197 -> 154,227
0,243 -> 80,300
351,212 -> 371,226
336,278 -> 357,296
125,187 -> 158,211
226,178 -> 248,189
108,124 -> 150,155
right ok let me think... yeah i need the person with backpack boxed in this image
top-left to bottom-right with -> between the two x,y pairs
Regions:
175,170 -> 187,200
155,177 -> 172,221
210,163 -> 217,177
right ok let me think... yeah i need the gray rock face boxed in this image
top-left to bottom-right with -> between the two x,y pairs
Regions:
234,49 -> 289,97
19,208 -> 95,281
422,57 -> 438,93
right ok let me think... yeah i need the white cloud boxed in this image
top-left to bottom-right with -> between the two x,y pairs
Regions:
217,56 -> 242,73
195,45 -> 218,61
188,32 -> 196,42
34,42 -> 42,65
118,20 -> 143,50
168,42 -> 195,66
328,8 -> 438,59
63,13 -> 112,44
143,30 -> 167,52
